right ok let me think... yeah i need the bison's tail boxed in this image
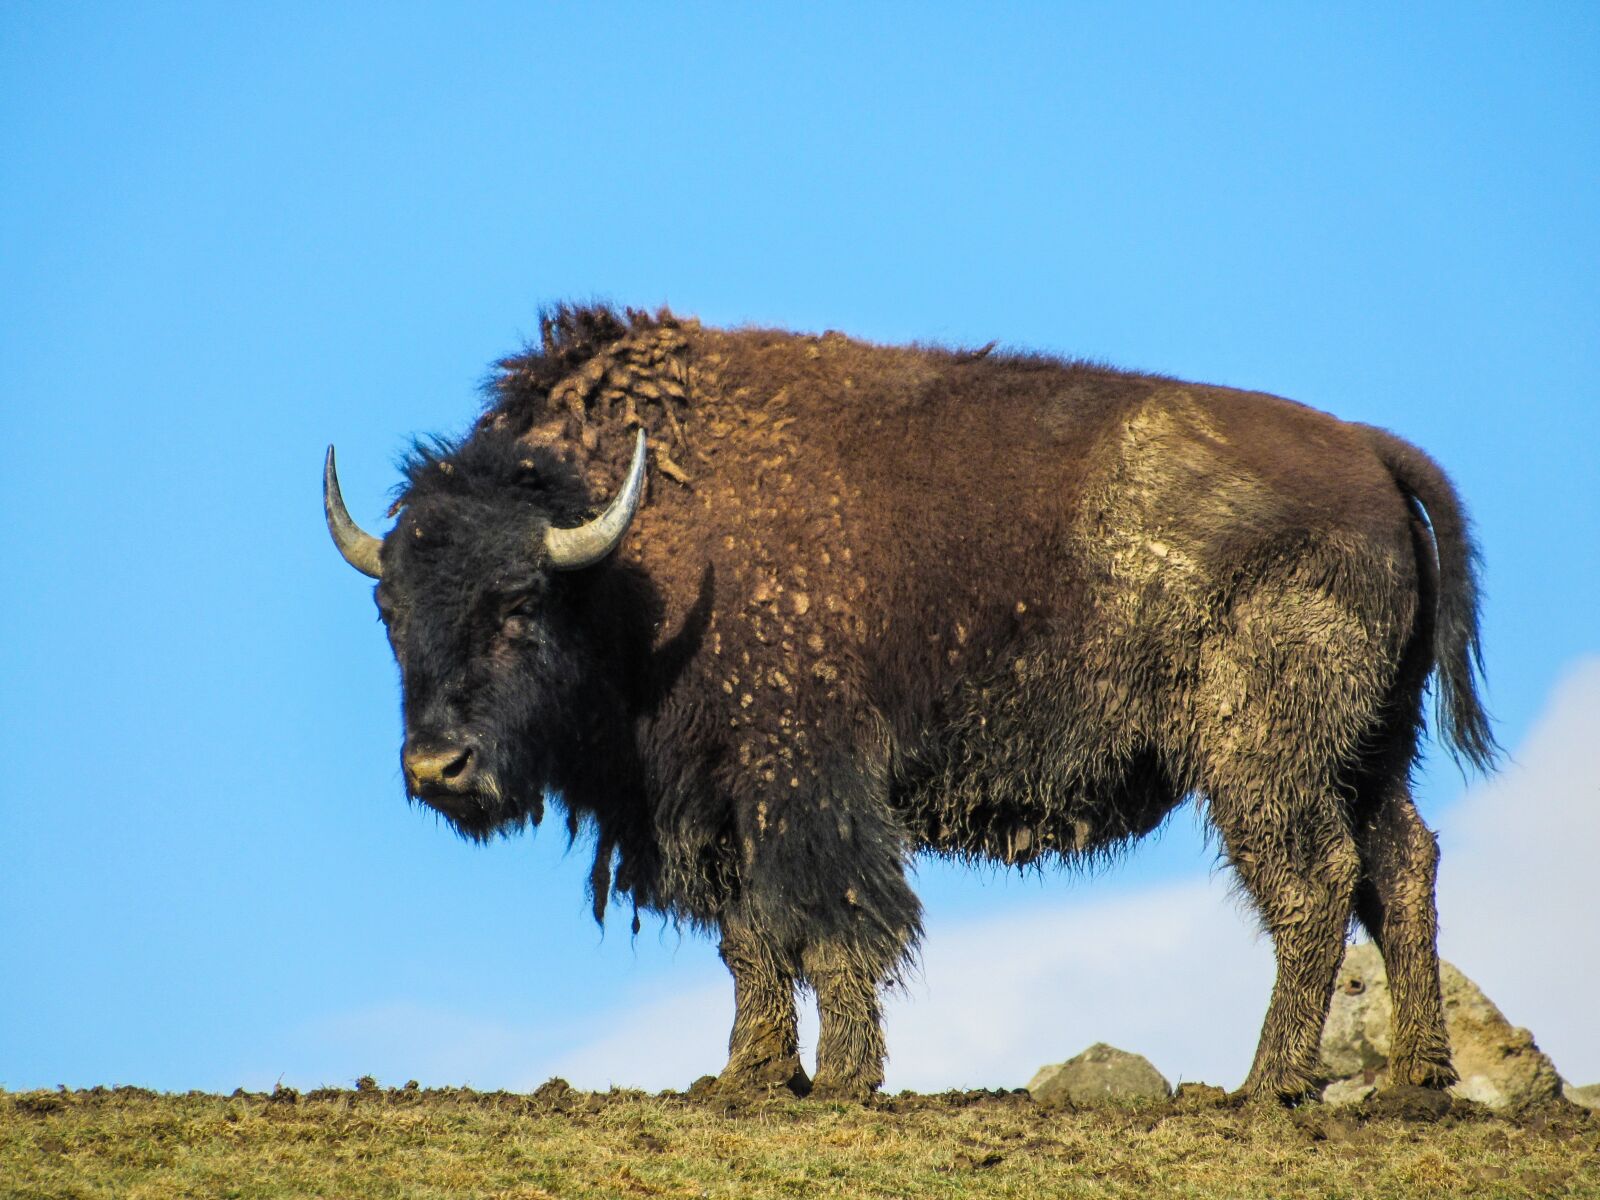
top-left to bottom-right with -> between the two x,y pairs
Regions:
1361,424 -> 1500,772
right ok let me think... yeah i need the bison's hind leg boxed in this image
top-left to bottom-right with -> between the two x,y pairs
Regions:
1350,672 -> 1456,1091
1211,781 -> 1360,1103
1352,787 -> 1455,1089
1193,585 -> 1392,1104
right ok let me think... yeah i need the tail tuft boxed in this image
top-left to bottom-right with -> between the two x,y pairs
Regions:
1360,425 -> 1500,772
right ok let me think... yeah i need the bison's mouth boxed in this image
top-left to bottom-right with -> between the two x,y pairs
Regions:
415,790 -> 495,839
414,785 -> 477,820
411,772 -> 515,839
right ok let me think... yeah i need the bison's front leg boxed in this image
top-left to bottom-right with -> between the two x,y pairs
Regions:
725,731 -> 921,1100
802,940 -> 890,1101
798,836 -> 921,1101
716,916 -> 809,1096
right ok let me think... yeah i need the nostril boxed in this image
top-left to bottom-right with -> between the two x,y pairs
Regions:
405,744 -> 476,790
441,749 -> 472,780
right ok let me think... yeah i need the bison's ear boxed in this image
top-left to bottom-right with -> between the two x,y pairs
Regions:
324,446 -> 384,578
543,430 -> 648,570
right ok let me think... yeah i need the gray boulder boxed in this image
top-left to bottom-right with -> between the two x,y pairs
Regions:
1321,942 -> 1393,1078
1320,1077 -> 1377,1107
1320,942 -> 1564,1112
1027,1042 -> 1171,1106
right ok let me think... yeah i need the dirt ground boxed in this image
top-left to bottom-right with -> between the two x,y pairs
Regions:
3,1080 -> 1597,1199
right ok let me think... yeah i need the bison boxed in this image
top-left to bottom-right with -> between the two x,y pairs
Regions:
323,305 -> 1494,1102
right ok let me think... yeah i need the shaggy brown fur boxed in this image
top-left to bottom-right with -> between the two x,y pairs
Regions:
338,305 -> 1495,1103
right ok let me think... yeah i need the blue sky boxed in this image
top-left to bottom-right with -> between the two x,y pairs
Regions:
2,3 -> 1596,1093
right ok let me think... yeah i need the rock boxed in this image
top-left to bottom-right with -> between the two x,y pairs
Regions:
1322,943 -> 1393,1077
1322,1077 -> 1378,1107
1443,970 -> 1564,1112
1320,942 -> 1564,1112
1563,1082 -> 1600,1111
1026,1043 -> 1171,1106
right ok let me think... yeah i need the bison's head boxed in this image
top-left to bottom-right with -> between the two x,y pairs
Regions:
323,430 -> 648,839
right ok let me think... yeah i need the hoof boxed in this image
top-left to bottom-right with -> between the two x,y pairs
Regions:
707,1062 -> 811,1099
1391,1060 -> 1458,1090
1237,1071 -> 1329,1108
809,1077 -> 879,1103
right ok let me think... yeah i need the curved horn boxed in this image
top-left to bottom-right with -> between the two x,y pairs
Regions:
323,445 -> 384,578
544,430 -> 648,570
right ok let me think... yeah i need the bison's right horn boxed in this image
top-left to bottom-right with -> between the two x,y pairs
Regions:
544,430 -> 648,570
323,446 -> 384,579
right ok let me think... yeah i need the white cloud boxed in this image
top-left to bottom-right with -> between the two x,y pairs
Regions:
878,875 -> 1275,1091
547,876 -> 1277,1093
296,658 -> 1600,1094
546,981 -> 736,1092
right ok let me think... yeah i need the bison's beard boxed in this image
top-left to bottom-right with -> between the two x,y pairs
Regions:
406,651 -> 637,844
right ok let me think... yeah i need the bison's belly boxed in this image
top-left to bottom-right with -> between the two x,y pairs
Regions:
892,663 -> 1182,865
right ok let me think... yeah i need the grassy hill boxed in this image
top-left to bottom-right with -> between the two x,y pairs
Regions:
3,1081 -> 1596,1199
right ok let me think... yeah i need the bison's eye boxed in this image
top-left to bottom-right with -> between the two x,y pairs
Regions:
499,596 -> 537,639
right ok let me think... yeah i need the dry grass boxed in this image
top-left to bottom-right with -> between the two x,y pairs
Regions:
3,1081 -> 1597,1199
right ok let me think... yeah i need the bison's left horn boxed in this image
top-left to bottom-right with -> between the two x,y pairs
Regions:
323,445 -> 384,579
544,430 -> 648,570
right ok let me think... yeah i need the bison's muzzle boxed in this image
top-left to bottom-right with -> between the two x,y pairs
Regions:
403,741 -> 477,800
